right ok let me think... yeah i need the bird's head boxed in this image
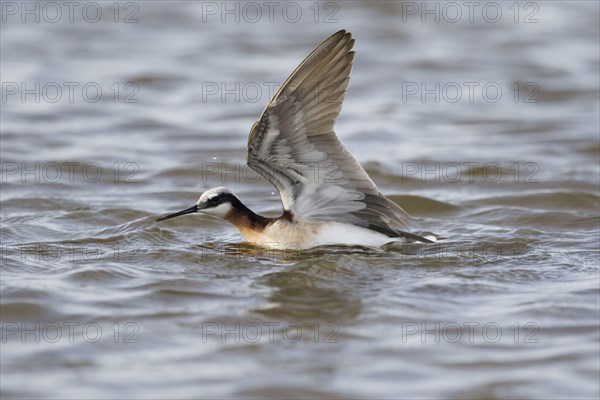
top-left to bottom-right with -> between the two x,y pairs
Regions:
156,186 -> 236,222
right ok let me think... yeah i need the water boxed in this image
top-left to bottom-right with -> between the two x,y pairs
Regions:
1,1 -> 599,398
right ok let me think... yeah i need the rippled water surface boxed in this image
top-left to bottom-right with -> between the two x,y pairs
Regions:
1,1 -> 599,399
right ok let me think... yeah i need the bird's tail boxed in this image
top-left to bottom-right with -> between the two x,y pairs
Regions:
398,230 -> 436,244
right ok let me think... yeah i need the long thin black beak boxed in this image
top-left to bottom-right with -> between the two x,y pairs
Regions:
156,205 -> 198,222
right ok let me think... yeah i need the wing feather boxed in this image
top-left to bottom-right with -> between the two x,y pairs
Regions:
247,30 -> 420,239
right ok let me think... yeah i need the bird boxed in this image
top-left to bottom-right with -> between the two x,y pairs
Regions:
157,30 -> 434,249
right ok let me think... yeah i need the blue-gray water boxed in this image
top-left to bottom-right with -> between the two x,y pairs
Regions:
1,1 -> 599,399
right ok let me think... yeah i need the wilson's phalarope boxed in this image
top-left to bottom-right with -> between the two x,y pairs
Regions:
157,30 -> 434,249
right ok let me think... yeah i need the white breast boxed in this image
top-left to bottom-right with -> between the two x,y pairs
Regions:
311,222 -> 398,248
258,219 -> 397,250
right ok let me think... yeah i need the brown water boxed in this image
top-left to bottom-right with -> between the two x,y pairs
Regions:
1,1 -> 599,399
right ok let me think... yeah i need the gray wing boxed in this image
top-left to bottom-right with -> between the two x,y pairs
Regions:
247,30 -> 414,238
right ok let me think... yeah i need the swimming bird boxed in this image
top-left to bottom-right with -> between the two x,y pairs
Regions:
157,30 -> 434,249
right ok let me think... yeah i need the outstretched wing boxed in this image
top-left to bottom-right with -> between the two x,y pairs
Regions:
247,30 -> 417,239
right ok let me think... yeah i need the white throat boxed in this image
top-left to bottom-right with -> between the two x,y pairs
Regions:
200,202 -> 232,218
